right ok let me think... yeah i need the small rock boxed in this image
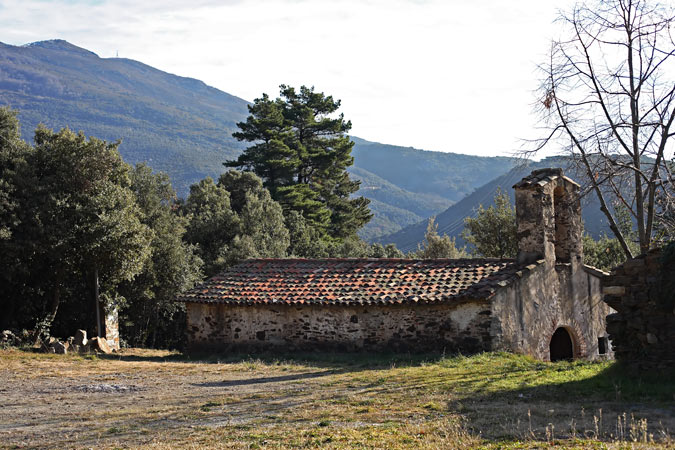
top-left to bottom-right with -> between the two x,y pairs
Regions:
74,329 -> 87,347
51,340 -> 67,354
646,333 -> 658,344
1,330 -> 20,346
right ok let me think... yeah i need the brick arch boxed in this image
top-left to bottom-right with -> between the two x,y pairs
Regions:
547,320 -> 588,360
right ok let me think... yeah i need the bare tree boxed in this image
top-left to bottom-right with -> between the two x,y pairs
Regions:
532,0 -> 675,256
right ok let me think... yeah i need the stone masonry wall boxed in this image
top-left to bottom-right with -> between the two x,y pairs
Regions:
490,259 -> 611,361
603,248 -> 675,370
186,301 -> 493,353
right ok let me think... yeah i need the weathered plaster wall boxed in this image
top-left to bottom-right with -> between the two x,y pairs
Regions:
505,169 -> 609,361
186,301 -> 492,352
604,248 -> 675,370
490,260 -> 611,361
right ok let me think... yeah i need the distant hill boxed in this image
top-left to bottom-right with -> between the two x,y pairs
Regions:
375,158 -> 612,252
0,39 -> 518,241
348,140 -> 518,240
0,39 -> 250,195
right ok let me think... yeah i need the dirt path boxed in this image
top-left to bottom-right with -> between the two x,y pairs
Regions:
0,352 -> 347,448
1,349 -> 673,449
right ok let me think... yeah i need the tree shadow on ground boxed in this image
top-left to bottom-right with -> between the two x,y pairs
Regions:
97,348 -> 448,371
194,370 -> 341,387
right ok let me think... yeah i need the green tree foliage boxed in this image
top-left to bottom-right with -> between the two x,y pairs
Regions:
119,164 -> 203,348
285,210 -> 331,257
582,233 -> 626,272
0,107 -> 31,242
411,218 -> 469,259
31,127 -> 152,333
183,171 -> 290,277
368,243 -> 405,258
0,123 -> 153,338
578,203 -> 640,272
0,108 -> 35,329
183,177 -> 240,276
227,85 -> 371,242
218,170 -> 290,263
462,189 -> 518,259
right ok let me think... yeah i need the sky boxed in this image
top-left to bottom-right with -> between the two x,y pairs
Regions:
0,0 -> 577,157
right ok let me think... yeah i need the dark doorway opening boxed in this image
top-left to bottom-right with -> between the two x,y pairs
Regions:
550,327 -> 574,361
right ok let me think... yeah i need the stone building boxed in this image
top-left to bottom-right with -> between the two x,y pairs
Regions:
179,168 -> 613,361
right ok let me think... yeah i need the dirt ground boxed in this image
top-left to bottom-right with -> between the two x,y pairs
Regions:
0,349 -> 673,449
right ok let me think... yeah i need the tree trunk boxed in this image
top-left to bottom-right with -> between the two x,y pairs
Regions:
93,267 -> 101,338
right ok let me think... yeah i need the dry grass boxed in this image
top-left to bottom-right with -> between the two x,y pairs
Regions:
0,349 -> 673,449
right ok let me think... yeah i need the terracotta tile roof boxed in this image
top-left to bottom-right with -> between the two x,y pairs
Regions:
178,258 -> 534,306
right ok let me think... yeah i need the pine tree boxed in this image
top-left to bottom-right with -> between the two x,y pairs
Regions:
227,85 -> 371,242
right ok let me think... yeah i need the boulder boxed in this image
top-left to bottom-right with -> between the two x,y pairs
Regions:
88,337 -> 112,354
31,337 -> 43,350
74,329 -> 87,347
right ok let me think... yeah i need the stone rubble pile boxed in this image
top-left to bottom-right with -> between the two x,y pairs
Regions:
33,329 -> 113,355
603,248 -> 675,370
1,329 -> 22,347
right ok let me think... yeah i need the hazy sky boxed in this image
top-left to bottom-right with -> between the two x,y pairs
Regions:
0,0 -> 576,157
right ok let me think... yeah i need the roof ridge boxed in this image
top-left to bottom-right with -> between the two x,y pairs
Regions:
237,257 -> 516,263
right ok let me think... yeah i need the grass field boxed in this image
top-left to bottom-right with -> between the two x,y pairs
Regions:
1,349 -> 673,449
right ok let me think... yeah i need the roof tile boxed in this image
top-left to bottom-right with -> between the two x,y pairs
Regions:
178,258 -> 534,306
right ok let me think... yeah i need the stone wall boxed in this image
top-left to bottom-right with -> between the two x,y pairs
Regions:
514,169 -> 583,266
603,248 -> 675,370
490,259 -> 611,361
104,308 -> 120,351
185,301 -> 493,353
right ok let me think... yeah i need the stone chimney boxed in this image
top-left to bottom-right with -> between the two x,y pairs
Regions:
513,168 -> 583,266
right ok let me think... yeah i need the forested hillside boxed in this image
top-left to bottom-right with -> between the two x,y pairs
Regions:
0,39 -> 250,195
376,158 -> 612,252
0,40 -> 517,240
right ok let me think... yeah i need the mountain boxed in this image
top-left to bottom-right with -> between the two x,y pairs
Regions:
347,141 -> 519,240
0,39 -> 250,195
375,158 -> 613,252
0,40 -> 518,240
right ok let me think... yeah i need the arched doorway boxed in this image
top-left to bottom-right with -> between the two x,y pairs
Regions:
550,327 -> 574,361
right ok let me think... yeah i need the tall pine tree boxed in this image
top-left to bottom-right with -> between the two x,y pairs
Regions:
227,85 -> 371,241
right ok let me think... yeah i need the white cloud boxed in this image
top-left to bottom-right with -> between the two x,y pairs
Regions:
0,0 -> 577,156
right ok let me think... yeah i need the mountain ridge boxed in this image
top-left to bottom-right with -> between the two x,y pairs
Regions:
0,39 -> 519,241
376,158 -> 612,252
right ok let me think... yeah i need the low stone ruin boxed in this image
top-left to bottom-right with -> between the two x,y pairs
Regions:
603,247 -> 675,370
